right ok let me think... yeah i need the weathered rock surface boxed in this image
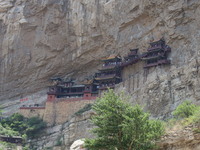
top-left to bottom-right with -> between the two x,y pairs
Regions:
1,0 -> 200,118
70,139 -> 86,150
29,110 -> 94,150
156,124 -> 200,150
1,0 -> 200,149
30,110 -> 200,150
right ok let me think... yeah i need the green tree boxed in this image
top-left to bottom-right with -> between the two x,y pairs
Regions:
84,90 -> 164,150
0,124 -> 19,136
1,113 -> 46,138
1,113 -> 28,135
172,101 -> 197,119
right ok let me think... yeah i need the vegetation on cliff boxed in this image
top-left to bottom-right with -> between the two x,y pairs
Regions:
167,101 -> 200,129
85,90 -> 164,150
1,113 -> 46,139
172,101 -> 198,119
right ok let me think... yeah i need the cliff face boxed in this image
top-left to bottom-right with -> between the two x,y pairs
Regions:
30,111 -> 200,150
29,110 -> 94,150
1,0 -> 200,115
156,124 -> 200,150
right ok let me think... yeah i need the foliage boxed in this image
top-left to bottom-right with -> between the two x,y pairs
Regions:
1,113 -> 46,139
0,124 -> 19,136
44,146 -> 53,150
165,101 -> 200,130
172,101 -> 198,119
1,113 -> 28,135
74,103 -> 92,116
180,106 -> 200,126
84,90 -> 164,150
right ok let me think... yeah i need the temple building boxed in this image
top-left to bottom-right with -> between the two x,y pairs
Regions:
95,55 -> 122,91
121,48 -> 140,67
47,78 -> 98,101
142,38 -> 171,68
82,79 -> 99,97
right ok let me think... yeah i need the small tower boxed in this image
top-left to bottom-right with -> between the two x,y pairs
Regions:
83,79 -> 98,97
142,38 -> 171,68
47,77 -> 62,101
95,55 -> 122,91
47,86 -> 62,101
121,48 -> 140,67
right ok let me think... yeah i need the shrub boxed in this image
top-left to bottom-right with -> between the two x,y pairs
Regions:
1,114 -> 46,139
0,124 -> 19,136
172,101 -> 197,119
1,113 -> 28,135
180,106 -> 200,126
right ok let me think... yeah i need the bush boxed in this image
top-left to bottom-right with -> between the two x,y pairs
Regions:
172,101 -> 197,119
1,114 -> 46,139
0,124 -> 19,136
180,107 -> 200,126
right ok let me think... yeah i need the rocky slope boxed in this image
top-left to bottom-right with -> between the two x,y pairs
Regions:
29,110 -> 200,150
156,124 -> 200,150
1,0 -> 200,149
1,0 -> 200,116
29,110 -> 94,150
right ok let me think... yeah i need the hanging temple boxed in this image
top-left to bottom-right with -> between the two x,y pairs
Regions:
20,38 -> 171,107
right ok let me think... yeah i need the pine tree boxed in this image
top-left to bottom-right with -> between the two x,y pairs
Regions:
84,90 -> 164,150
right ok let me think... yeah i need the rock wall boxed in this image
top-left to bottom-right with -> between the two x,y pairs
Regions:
19,107 -> 45,118
156,124 -> 200,150
28,109 -> 200,150
1,0 -> 200,118
43,98 -> 95,125
115,55 -> 200,118
29,110 -> 94,150
18,97 -> 95,126
1,0 -> 200,149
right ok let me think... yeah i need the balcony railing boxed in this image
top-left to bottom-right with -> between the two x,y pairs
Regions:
95,74 -> 119,80
144,59 -> 170,68
147,45 -> 164,51
121,58 -> 140,67
144,62 -> 158,68
53,96 -> 97,102
142,55 -> 159,60
47,91 -> 84,95
99,85 -> 115,90
99,64 -> 121,70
